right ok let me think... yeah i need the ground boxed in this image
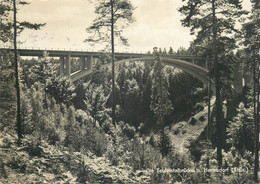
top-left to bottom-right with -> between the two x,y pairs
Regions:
170,97 -> 215,154
0,132 -> 151,183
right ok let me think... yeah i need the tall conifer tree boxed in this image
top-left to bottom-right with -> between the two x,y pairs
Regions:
86,0 -> 135,125
150,49 -> 173,157
242,1 -> 260,181
179,0 -> 247,167
0,0 -> 44,144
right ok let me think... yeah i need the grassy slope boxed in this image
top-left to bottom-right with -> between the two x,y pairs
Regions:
170,97 -> 215,154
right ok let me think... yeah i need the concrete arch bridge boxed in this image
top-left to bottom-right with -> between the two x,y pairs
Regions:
5,48 -> 244,94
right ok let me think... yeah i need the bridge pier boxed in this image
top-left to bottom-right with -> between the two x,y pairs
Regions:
60,57 -> 65,75
80,57 -> 86,71
65,54 -> 71,76
86,55 -> 92,70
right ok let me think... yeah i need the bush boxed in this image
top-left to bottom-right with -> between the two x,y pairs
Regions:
198,115 -> 206,122
188,117 -> 197,125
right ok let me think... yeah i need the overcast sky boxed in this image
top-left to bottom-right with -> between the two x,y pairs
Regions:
15,0 -> 252,53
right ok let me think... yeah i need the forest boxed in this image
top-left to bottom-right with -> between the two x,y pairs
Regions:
0,0 -> 260,183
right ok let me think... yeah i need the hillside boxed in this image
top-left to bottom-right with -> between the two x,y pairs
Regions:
171,97 -> 216,154
0,132 -> 151,183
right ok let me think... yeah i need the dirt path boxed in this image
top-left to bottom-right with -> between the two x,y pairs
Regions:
179,138 -> 185,153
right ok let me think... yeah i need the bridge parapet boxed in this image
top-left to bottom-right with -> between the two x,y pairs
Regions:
1,48 -> 203,60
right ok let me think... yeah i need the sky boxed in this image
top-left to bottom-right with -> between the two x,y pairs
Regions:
13,0 -> 252,53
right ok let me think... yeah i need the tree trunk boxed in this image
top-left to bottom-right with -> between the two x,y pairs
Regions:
207,58 -> 211,176
254,48 -> 259,182
212,0 -> 223,168
207,58 -> 211,140
110,0 -> 115,125
13,0 -> 22,145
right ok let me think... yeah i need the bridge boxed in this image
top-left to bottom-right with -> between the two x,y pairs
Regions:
1,48 -> 244,93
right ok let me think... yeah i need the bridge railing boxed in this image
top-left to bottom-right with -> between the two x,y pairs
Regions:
1,46 -> 203,58
1,46 -> 149,55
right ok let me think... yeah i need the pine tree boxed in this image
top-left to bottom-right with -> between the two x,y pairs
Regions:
227,103 -> 254,154
29,87 -> 45,145
86,0 -> 135,125
0,0 -> 45,44
241,2 -> 260,181
150,49 -> 173,157
0,51 -> 16,131
45,76 -> 75,107
29,51 -> 56,86
64,106 -> 81,151
86,0 -> 135,46
179,0 -> 247,167
158,127 -> 171,157
176,47 -> 188,56
0,0 -> 44,145
73,81 -> 87,110
121,78 -> 141,127
84,83 -> 109,125
150,50 -> 173,125
168,47 -> 174,55
162,48 -> 167,55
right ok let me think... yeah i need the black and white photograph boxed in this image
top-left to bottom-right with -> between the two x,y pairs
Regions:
0,0 -> 259,183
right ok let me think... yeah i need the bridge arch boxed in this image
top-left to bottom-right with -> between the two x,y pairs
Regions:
71,56 -> 215,93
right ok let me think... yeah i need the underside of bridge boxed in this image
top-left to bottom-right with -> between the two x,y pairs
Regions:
70,56 -> 215,92
70,56 -> 245,95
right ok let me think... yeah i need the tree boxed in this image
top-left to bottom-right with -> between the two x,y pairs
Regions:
132,136 -> 161,170
168,47 -> 174,55
227,103 -> 254,154
162,48 -> 167,55
119,78 -> 141,127
176,46 -> 188,55
0,51 -> 16,131
45,76 -> 75,107
29,51 -> 56,86
150,49 -> 173,157
29,52 -> 75,107
158,127 -> 171,157
0,0 -> 44,44
73,81 -> 87,110
84,83 -> 109,125
64,106 -> 81,151
241,2 -> 260,181
179,0 -> 247,168
13,0 -> 22,145
0,0 -> 44,145
29,51 -> 57,107
86,0 -> 135,125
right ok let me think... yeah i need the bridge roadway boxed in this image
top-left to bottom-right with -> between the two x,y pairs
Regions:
3,48 -> 203,61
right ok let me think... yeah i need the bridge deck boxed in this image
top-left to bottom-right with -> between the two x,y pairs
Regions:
1,48 -> 203,60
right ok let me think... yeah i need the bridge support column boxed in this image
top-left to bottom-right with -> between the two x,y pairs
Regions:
86,55 -> 92,70
60,57 -> 65,75
233,62 -> 243,94
80,57 -> 86,71
65,54 -> 71,76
